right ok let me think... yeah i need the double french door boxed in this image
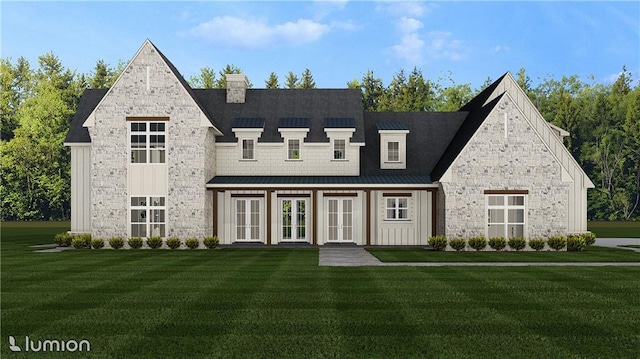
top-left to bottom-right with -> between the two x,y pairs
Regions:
281,199 -> 308,242
235,198 -> 262,242
327,198 -> 353,242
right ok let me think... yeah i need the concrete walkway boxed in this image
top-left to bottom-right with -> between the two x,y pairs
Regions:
594,238 -> 640,252
318,243 -> 640,267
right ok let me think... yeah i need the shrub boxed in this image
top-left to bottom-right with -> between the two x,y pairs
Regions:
54,232 -> 73,247
508,237 -> 526,251
468,236 -> 487,251
128,237 -> 143,249
147,236 -> 163,249
449,237 -> 466,251
581,232 -> 596,246
109,237 -> 124,249
428,236 -> 447,251
203,236 -> 219,249
76,233 -> 92,248
91,238 -> 105,249
166,237 -> 181,249
489,237 -> 507,251
71,237 -> 88,249
528,238 -> 546,251
567,234 -> 586,252
547,235 -> 567,251
185,237 -> 199,249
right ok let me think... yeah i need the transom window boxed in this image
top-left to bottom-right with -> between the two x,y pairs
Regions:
242,139 -> 255,160
334,139 -> 346,160
387,141 -> 399,162
131,196 -> 166,238
288,139 -> 300,160
486,194 -> 526,239
130,122 -> 165,163
386,197 -> 409,220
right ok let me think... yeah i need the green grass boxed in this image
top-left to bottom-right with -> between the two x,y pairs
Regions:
588,221 -> 640,238
2,224 -> 640,358
367,246 -> 640,263
619,245 -> 640,249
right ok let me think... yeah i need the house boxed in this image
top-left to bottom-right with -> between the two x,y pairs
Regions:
64,39 -> 594,245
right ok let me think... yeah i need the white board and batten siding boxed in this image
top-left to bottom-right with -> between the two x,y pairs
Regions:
69,146 -> 91,233
371,191 -> 433,246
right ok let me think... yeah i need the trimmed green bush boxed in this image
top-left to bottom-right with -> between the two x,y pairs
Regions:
147,236 -> 163,249
76,233 -> 92,248
468,236 -> 487,251
488,237 -> 507,251
428,236 -> 447,251
54,232 -> 73,247
528,238 -> 546,251
508,237 -> 526,251
72,237 -> 88,249
449,237 -> 466,251
567,234 -> 586,251
166,237 -> 181,249
109,237 -> 124,249
91,238 -> 105,249
547,235 -> 567,251
203,236 -> 219,249
185,237 -> 199,249
581,232 -> 596,246
128,237 -> 143,249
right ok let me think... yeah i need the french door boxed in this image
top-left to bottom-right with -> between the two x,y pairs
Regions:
327,198 -> 353,242
281,199 -> 308,242
235,198 -> 262,242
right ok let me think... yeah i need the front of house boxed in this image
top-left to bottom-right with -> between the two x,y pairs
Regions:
64,40 -> 594,245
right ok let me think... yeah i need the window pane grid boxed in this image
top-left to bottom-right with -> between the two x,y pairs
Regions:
130,122 -> 166,164
387,142 -> 399,162
242,139 -> 254,160
486,195 -> 526,239
385,197 -> 410,220
334,139 -> 346,159
131,196 -> 165,238
288,139 -> 300,159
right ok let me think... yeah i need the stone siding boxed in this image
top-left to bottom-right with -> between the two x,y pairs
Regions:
440,94 -> 569,239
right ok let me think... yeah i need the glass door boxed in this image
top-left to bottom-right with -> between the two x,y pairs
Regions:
327,198 -> 353,242
235,198 -> 262,242
281,199 -> 308,242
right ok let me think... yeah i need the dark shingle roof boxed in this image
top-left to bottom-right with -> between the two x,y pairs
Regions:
324,118 -> 355,128
376,122 -> 410,131
279,118 -> 310,128
207,175 -> 431,185
64,89 -> 108,143
232,118 -> 265,128
193,89 -> 365,143
361,112 -> 468,176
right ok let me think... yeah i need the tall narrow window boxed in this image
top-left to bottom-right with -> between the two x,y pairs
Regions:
288,139 -> 300,160
242,139 -> 255,160
387,141 -> 399,162
130,122 -> 166,164
334,139 -> 346,160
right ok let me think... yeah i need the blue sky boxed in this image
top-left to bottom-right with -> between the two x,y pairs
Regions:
2,1 -> 638,90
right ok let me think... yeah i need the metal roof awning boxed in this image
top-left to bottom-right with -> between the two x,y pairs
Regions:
206,175 -> 434,189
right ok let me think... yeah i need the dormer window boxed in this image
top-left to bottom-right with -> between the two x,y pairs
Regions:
242,139 -> 255,160
288,139 -> 300,160
377,122 -> 409,170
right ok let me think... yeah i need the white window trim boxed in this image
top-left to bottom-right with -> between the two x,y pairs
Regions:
287,139 -> 302,160
332,138 -> 347,161
233,198 -> 263,242
129,122 -> 166,164
241,139 -> 255,160
385,196 -> 410,221
130,196 -> 166,238
379,131 -> 408,169
486,194 -> 527,239
280,198 -> 308,242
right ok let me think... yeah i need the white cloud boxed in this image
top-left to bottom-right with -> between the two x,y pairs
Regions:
396,16 -> 423,33
491,44 -> 510,54
187,16 -> 330,49
376,2 -> 431,18
392,33 -> 425,64
425,31 -> 465,61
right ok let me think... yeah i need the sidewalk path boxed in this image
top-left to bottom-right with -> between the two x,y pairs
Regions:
594,238 -> 640,252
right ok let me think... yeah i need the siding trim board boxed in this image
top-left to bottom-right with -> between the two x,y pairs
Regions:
484,190 -> 529,195
125,116 -> 170,122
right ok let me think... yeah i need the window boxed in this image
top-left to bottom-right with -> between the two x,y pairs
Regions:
387,141 -> 399,162
487,194 -> 526,239
288,139 -> 300,160
386,197 -> 409,220
333,139 -> 346,160
131,196 -> 166,237
242,139 -> 254,160
130,122 -> 165,163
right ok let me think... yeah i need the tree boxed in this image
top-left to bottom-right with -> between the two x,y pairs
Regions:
88,59 -> 116,89
214,64 -> 243,89
265,72 -> 279,89
437,83 -> 473,111
189,67 -> 216,89
299,68 -> 316,89
359,70 -> 384,112
284,71 -> 299,89
1,57 -> 32,140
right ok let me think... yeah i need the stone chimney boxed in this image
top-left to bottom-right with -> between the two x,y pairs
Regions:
226,74 -> 249,104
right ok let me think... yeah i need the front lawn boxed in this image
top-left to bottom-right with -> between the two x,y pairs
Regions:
2,224 -> 640,358
367,246 -> 640,263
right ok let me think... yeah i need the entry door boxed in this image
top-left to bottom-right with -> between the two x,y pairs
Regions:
327,198 -> 353,242
235,198 -> 262,242
281,199 -> 308,242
